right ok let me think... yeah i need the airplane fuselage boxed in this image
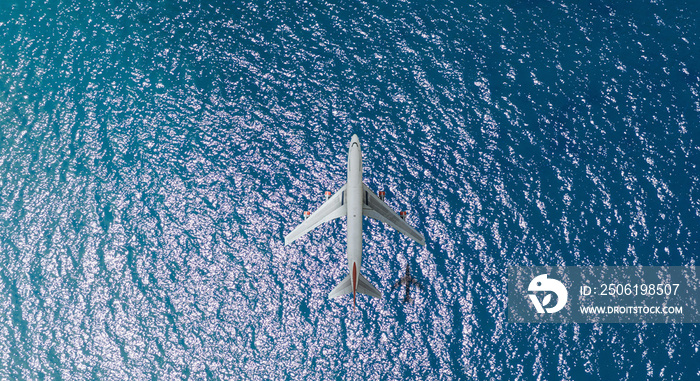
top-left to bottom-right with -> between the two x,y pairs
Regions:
346,135 -> 363,305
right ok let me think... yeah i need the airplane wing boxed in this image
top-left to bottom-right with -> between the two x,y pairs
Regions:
284,185 -> 347,245
362,183 -> 426,246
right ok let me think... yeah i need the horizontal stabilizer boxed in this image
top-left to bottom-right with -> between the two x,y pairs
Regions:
329,274 -> 352,298
329,273 -> 382,299
356,273 -> 382,299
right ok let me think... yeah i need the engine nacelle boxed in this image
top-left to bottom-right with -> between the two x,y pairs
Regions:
400,211 -> 407,220
379,191 -> 386,201
303,211 -> 311,219
324,191 -> 332,200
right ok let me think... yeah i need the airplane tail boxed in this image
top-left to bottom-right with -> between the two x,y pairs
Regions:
328,273 -> 382,299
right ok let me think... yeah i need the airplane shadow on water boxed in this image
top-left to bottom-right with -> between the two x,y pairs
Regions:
393,264 -> 422,304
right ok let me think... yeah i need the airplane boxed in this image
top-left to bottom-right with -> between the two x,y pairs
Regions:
393,264 -> 422,303
284,134 -> 426,309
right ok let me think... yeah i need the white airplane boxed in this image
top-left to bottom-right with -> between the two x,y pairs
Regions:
285,135 -> 426,309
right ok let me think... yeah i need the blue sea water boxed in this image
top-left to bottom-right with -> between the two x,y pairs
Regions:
0,0 -> 699,379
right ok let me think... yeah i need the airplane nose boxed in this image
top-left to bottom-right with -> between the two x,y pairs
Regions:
350,134 -> 360,147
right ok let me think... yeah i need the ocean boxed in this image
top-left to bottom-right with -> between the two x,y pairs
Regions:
0,0 -> 698,379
